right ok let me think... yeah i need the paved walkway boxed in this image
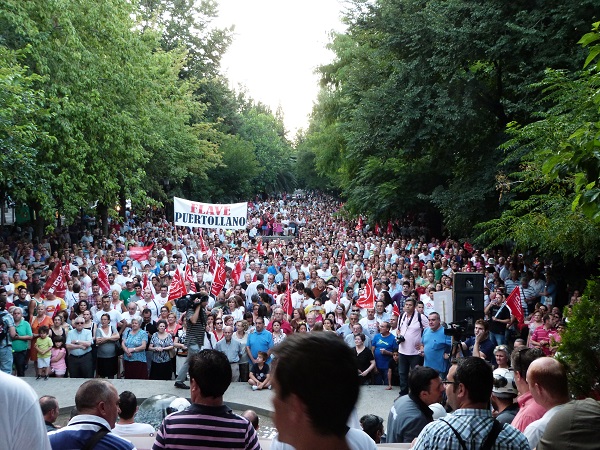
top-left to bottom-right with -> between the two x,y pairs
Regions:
25,377 -> 398,427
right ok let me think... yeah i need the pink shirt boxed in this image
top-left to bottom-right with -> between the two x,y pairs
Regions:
397,312 -> 429,355
50,347 -> 67,372
511,391 -> 546,432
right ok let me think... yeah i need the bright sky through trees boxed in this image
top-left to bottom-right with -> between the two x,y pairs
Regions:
213,0 -> 346,136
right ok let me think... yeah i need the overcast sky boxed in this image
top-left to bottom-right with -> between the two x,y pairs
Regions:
213,0 -> 346,137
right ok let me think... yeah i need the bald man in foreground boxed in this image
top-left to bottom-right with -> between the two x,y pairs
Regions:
524,357 -> 570,449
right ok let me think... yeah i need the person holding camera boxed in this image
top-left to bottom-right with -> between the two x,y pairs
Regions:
397,298 -> 429,396
174,293 -> 209,389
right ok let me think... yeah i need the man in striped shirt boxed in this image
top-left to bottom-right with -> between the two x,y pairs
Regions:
153,349 -> 260,450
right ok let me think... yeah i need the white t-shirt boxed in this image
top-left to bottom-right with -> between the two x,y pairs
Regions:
112,422 -> 155,436
0,371 -> 52,450
94,309 -> 123,329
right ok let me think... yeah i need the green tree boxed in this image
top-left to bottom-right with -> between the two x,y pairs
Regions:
476,23 -> 600,264
1,0 -> 219,234
300,0 -> 595,234
0,45 -> 52,218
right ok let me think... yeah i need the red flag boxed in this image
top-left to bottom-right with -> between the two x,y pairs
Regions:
209,251 -> 217,273
375,223 -> 381,235
356,276 -> 375,309
62,259 -> 71,281
463,241 -> 473,254
506,286 -> 526,329
392,303 -> 401,317
184,264 -> 197,293
386,220 -> 393,235
338,252 -> 346,303
43,263 -> 67,299
232,258 -> 244,285
282,281 -> 293,317
355,216 -> 364,231
257,239 -> 264,256
142,273 -> 149,291
96,258 -> 111,294
211,258 -> 227,297
198,231 -> 208,253
168,268 -> 186,301
129,244 -> 154,262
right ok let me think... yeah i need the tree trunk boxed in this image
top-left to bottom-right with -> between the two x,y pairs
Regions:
98,203 -> 109,236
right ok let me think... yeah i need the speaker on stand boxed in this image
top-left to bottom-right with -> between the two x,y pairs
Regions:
453,272 -> 485,334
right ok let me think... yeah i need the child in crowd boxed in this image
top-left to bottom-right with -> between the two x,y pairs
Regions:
386,350 -> 400,390
35,326 -> 52,380
248,351 -> 271,391
50,335 -> 67,378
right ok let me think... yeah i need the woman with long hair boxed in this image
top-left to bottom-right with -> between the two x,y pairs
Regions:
271,320 -> 286,346
290,307 -> 306,331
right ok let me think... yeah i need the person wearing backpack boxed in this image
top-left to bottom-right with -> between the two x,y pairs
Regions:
413,357 -> 529,450
0,294 -> 17,374
397,297 -> 429,396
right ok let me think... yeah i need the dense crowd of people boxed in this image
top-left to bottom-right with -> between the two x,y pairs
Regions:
0,191 -> 587,449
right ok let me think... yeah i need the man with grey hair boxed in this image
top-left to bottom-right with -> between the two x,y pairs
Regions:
337,311 -> 360,337
49,379 -> 134,449
344,323 -> 371,348
215,326 -> 244,382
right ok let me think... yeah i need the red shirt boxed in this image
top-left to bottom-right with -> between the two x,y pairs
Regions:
511,391 -> 546,432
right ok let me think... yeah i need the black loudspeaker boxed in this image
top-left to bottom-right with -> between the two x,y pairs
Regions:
453,273 -> 485,333
454,272 -> 484,293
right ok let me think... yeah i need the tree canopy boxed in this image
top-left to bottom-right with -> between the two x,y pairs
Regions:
0,0 -> 295,233
298,0 -> 599,266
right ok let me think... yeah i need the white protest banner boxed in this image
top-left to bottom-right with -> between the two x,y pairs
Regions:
174,197 -> 248,230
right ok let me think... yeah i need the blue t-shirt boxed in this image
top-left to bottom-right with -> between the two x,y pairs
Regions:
422,326 -> 452,374
372,333 -> 397,369
246,330 -> 273,362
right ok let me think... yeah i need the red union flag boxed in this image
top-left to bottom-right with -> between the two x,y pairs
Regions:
184,264 -> 196,293
168,268 -> 186,301
232,258 -> 244,285
142,273 -> 149,291
337,252 -> 346,303
198,231 -> 208,253
209,250 -> 217,273
256,239 -> 264,256
129,244 -> 153,262
356,275 -> 375,310
282,281 -> 293,317
96,259 -> 111,294
375,223 -> 381,235
505,285 -> 526,329
392,303 -> 401,317
43,262 -> 66,299
355,216 -> 364,231
387,220 -> 393,235
62,259 -> 71,281
211,258 -> 227,297
463,241 -> 473,254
